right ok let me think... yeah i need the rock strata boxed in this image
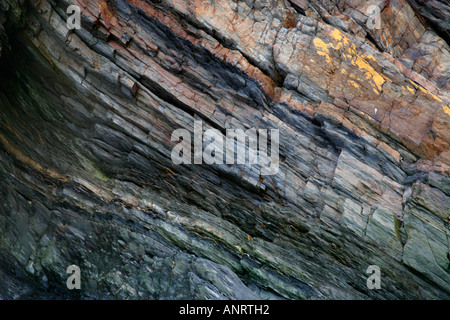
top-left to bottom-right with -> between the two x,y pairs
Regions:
0,0 -> 449,299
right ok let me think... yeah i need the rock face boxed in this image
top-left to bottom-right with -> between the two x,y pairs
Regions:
0,0 -> 449,299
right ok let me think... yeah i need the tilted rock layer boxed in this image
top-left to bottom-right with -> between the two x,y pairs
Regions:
0,0 -> 448,299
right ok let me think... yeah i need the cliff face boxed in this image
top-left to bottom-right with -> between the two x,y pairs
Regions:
0,0 -> 449,299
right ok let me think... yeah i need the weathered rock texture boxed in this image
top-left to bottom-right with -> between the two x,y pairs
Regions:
0,0 -> 449,299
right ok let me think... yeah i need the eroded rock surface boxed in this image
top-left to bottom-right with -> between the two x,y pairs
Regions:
0,0 -> 448,299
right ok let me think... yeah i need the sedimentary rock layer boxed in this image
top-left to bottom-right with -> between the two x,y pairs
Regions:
0,0 -> 448,299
